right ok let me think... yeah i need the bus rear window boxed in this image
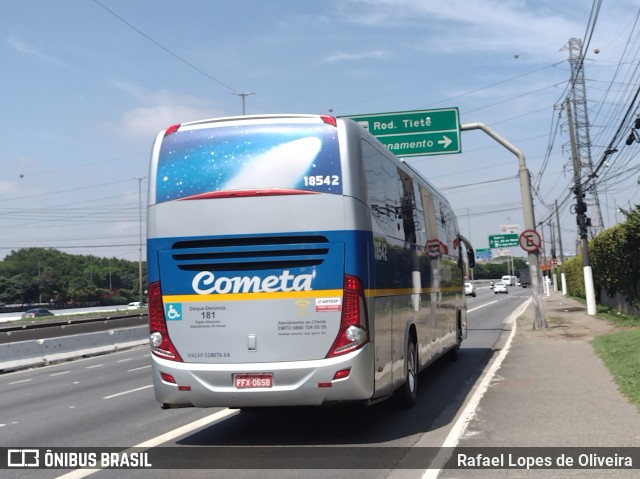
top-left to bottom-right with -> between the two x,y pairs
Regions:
155,122 -> 342,203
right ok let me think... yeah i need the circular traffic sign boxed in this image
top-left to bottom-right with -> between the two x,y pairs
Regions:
518,229 -> 541,253
426,238 -> 448,258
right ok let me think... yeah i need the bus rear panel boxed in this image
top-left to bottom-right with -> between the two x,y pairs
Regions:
147,114 -> 466,408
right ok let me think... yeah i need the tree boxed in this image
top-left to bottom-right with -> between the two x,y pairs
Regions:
0,248 -> 146,307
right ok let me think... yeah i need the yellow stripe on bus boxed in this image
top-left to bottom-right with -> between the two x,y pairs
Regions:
163,289 -> 344,302
164,286 -> 462,302
366,286 -> 461,297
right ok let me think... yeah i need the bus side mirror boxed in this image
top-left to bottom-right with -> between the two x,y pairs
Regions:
457,233 -> 475,269
467,250 -> 476,269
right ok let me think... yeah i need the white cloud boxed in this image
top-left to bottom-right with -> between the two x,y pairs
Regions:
106,82 -> 224,139
337,0 -> 581,58
0,180 -> 16,195
322,49 -> 390,63
6,36 -> 68,67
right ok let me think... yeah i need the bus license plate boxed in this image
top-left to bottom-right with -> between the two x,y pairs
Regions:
234,374 -> 273,389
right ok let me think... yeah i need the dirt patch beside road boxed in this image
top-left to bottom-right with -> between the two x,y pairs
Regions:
515,293 -> 628,342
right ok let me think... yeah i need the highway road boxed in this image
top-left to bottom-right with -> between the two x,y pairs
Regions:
0,285 -> 531,479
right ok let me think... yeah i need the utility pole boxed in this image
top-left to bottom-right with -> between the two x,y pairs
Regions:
555,200 -> 565,263
466,208 -> 473,280
549,220 -> 556,262
550,219 -> 557,290
566,98 -> 596,315
232,92 -> 254,115
539,222 -> 546,266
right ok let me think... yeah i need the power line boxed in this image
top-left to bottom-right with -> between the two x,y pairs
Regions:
92,0 -> 238,93
0,179 -> 135,203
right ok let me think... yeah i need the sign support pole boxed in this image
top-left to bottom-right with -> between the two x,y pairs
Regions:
461,123 -> 546,329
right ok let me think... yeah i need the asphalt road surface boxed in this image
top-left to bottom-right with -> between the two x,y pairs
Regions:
0,285 -> 531,479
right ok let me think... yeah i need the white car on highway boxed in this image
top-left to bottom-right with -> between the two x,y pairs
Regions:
464,282 -> 476,297
494,282 -> 508,294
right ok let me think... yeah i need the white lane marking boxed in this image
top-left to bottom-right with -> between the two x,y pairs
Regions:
50,371 -> 71,377
422,296 -> 532,479
8,379 -> 32,385
55,408 -> 238,479
468,300 -> 498,313
0,346 -> 148,379
86,364 -> 103,369
102,385 -> 153,399
127,365 -> 151,372
116,358 -> 133,363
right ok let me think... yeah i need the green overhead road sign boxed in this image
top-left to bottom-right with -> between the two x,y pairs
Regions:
341,108 -> 461,157
489,234 -> 519,248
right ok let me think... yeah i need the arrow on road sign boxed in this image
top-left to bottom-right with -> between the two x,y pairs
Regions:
437,136 -> 453,148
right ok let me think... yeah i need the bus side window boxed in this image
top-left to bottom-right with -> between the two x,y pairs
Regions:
398,168 -> 417,244
363,141 -> 404,239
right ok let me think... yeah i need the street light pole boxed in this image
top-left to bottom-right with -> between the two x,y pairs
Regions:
461,122 -> 547,329
135,177 -> 145,305
232,92 -> 254,115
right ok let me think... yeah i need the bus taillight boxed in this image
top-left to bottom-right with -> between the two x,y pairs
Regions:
164,124 -> 181,137
148,282 -> 183,361
320,115 -> 337,127
326,275 -> 369,358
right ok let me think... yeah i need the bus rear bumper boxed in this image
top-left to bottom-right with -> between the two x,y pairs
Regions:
151,344 -> 375,408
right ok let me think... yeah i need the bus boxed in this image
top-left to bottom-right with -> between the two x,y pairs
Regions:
146,114 -> 475,409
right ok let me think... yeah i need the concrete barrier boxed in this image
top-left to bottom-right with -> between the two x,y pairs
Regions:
0,326 -> 149,372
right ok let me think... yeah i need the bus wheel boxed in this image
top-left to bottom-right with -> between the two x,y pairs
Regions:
397,336 -> 418,408
447,319 -> 462,361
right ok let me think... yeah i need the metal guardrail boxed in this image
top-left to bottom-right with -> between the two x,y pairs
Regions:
0,312 -> 148,333
0,313 -> 150,373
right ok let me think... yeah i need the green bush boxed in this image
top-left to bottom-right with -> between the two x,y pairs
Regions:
560,254 -> 585,299
591,207 -> 640,309
102,295 -> 129,306
561,206 -> 640,307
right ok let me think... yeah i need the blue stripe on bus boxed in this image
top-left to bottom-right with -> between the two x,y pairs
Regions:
147,230 -> 374,294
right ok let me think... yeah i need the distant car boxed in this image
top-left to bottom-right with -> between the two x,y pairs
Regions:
128,302 -> 142,310
464,282 -> 476,297
20,308 -> 54,319
494,282 -> 508,294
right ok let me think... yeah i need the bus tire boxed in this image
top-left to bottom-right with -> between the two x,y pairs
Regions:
447,318 -> 462,361
397,335 -> 418,408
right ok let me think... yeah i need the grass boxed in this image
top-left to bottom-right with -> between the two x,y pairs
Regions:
592,302 -> 640,411
569,297 -> 640,411
595,304 -> 640,327
593,329 -> 640,411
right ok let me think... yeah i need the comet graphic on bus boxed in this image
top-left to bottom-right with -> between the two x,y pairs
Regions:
224,137 -> 322,190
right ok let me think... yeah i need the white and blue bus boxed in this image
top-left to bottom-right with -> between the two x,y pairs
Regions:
147,114 -> 474,409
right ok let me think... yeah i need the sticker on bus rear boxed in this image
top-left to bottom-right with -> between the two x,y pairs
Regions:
315,297 -> 341,312
164,303 -> 182,320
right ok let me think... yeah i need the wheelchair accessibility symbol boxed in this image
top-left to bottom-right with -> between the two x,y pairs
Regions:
165,303 -> 182,320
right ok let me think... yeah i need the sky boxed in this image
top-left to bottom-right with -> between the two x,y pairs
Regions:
2,0 -> 639,263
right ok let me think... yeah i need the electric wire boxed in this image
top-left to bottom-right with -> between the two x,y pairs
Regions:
92,0 -> 238,93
